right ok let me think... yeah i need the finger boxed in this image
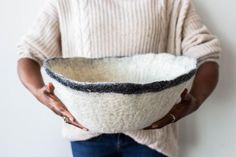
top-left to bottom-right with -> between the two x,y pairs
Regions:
144,90 -> 193,131
183,93 -> 192,101
65,117 -> 89,131
46,82 -> 55,93
44,84 -> 89,131
66,118 -> 89,131
46,88 -> 64,103
42,83 -> 54,95
48,97 -> 70,117
181,88 -> 188,98
62,111 -> 89,131
49,104 -> 65,117
144,114 -> 173,130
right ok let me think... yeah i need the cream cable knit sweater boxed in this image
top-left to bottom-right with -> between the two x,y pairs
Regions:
16,0 -> 221,156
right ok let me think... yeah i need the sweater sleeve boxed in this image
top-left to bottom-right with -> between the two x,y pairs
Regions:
16,0 -> 61,66
181,2 -> 222,67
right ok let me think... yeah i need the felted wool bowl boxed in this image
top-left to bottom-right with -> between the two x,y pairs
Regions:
43,53 -> 197,133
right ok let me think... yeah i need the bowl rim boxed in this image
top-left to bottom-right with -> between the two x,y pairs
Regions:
43,53 -> 197,94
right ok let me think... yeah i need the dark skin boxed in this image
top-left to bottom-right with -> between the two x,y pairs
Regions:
17,58 -> 89,131
144,61 -> 219,129
17,58 -> 219,131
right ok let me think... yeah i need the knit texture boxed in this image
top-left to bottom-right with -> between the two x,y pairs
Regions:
16,0 -> 221,156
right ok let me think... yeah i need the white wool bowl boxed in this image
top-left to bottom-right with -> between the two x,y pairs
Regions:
43,53 -> 197,133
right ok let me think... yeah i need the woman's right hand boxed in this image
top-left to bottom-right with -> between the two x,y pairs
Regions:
17,58 -> 88,131
35,82 -> 89,131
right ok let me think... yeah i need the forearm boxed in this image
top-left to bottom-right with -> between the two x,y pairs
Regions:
190,61 -> 219,107
17,58 -> 45,96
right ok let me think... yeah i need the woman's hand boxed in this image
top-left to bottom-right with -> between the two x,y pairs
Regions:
35,82 -> 89,131
143,62 -> 219,130
17,58 -> 88,131
143,88 -> 200,130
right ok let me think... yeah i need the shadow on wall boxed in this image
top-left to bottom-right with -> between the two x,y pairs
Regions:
178,1 -> 236,156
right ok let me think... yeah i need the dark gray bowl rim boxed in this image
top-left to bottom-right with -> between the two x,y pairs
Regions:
43,54 -> 197,94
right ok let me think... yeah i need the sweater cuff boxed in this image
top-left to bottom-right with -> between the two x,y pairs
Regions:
17,52 -> 43,67
197,57 -> 220,68
16,38 -> 46,67
195,49 -> 221,68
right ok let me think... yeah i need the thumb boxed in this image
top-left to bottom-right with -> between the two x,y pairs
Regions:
181,88 -> 188,98
46,82 -> 55,94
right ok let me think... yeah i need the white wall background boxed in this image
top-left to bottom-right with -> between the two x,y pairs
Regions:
0,0 -> 235,157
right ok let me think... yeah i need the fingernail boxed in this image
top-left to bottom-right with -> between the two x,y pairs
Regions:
82,128 -> 88,131
151,124 -> 158,128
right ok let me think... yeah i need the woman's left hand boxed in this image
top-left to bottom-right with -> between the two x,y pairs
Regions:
143,88 -> 200,130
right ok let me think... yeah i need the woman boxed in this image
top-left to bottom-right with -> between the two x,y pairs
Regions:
16,0 -> 221,157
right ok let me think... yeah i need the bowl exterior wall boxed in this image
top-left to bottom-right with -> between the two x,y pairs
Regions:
43,71 -> 195,133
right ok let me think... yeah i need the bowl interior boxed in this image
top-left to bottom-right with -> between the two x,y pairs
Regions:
44,53 -> 196,84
